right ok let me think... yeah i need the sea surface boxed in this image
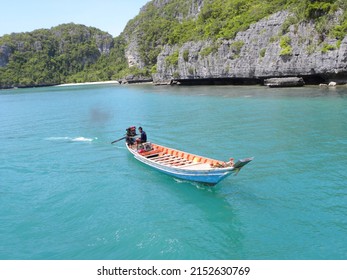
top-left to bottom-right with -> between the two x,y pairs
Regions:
0,84 -> 346,260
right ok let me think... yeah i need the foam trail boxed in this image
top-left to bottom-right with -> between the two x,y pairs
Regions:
173,178 -> 211,190
45,136 -> 97,142
71,137 -> 95,142
45,137 -> 70,141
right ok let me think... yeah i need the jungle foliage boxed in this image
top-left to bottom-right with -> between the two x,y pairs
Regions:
0,24 -> 120,88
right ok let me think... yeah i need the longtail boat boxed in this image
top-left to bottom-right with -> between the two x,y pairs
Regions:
122,127 -> 253,186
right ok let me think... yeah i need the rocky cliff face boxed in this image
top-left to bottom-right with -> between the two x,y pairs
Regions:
0,45 -> 11,67
141,0 -> 204,19
151,10 -> 347,84
123,0 -> 347,85
123,0 -> 205,72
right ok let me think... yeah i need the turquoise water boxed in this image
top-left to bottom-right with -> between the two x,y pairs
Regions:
0,84 -> 346,260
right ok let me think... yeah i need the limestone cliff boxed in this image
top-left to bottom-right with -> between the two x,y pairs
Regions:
153,11 -> 347,84
123,0 -> 347,85
0,45 -> 11,67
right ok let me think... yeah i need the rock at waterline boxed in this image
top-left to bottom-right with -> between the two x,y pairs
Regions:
264,77 -> 305,88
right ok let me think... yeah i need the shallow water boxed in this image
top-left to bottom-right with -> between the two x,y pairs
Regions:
0,84 -> 346,259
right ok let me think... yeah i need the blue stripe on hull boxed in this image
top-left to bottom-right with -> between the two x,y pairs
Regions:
158,169 -> 233,185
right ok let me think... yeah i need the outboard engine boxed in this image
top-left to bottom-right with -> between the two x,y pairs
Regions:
125,126 -> 137,145
126,126 -> 136,137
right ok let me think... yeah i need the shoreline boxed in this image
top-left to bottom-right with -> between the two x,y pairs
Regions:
1,79 -> 346,91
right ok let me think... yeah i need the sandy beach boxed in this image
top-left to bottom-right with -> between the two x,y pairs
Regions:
55,80 -> 120,87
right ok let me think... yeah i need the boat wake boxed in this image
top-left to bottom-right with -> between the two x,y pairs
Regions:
71,137 -> 96,142
173,178 -> 213,190
45,136 -> 97,143
115,146 -> 126,150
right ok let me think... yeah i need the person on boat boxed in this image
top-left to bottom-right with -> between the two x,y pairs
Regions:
136,127 -> 147,144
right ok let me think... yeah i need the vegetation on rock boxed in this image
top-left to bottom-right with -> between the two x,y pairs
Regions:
124,0 -> 347,73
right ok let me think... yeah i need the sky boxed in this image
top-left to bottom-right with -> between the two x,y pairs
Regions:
0,0 -> 150,37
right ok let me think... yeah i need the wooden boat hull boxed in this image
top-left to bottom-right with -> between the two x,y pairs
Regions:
126,142 -> 252,186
